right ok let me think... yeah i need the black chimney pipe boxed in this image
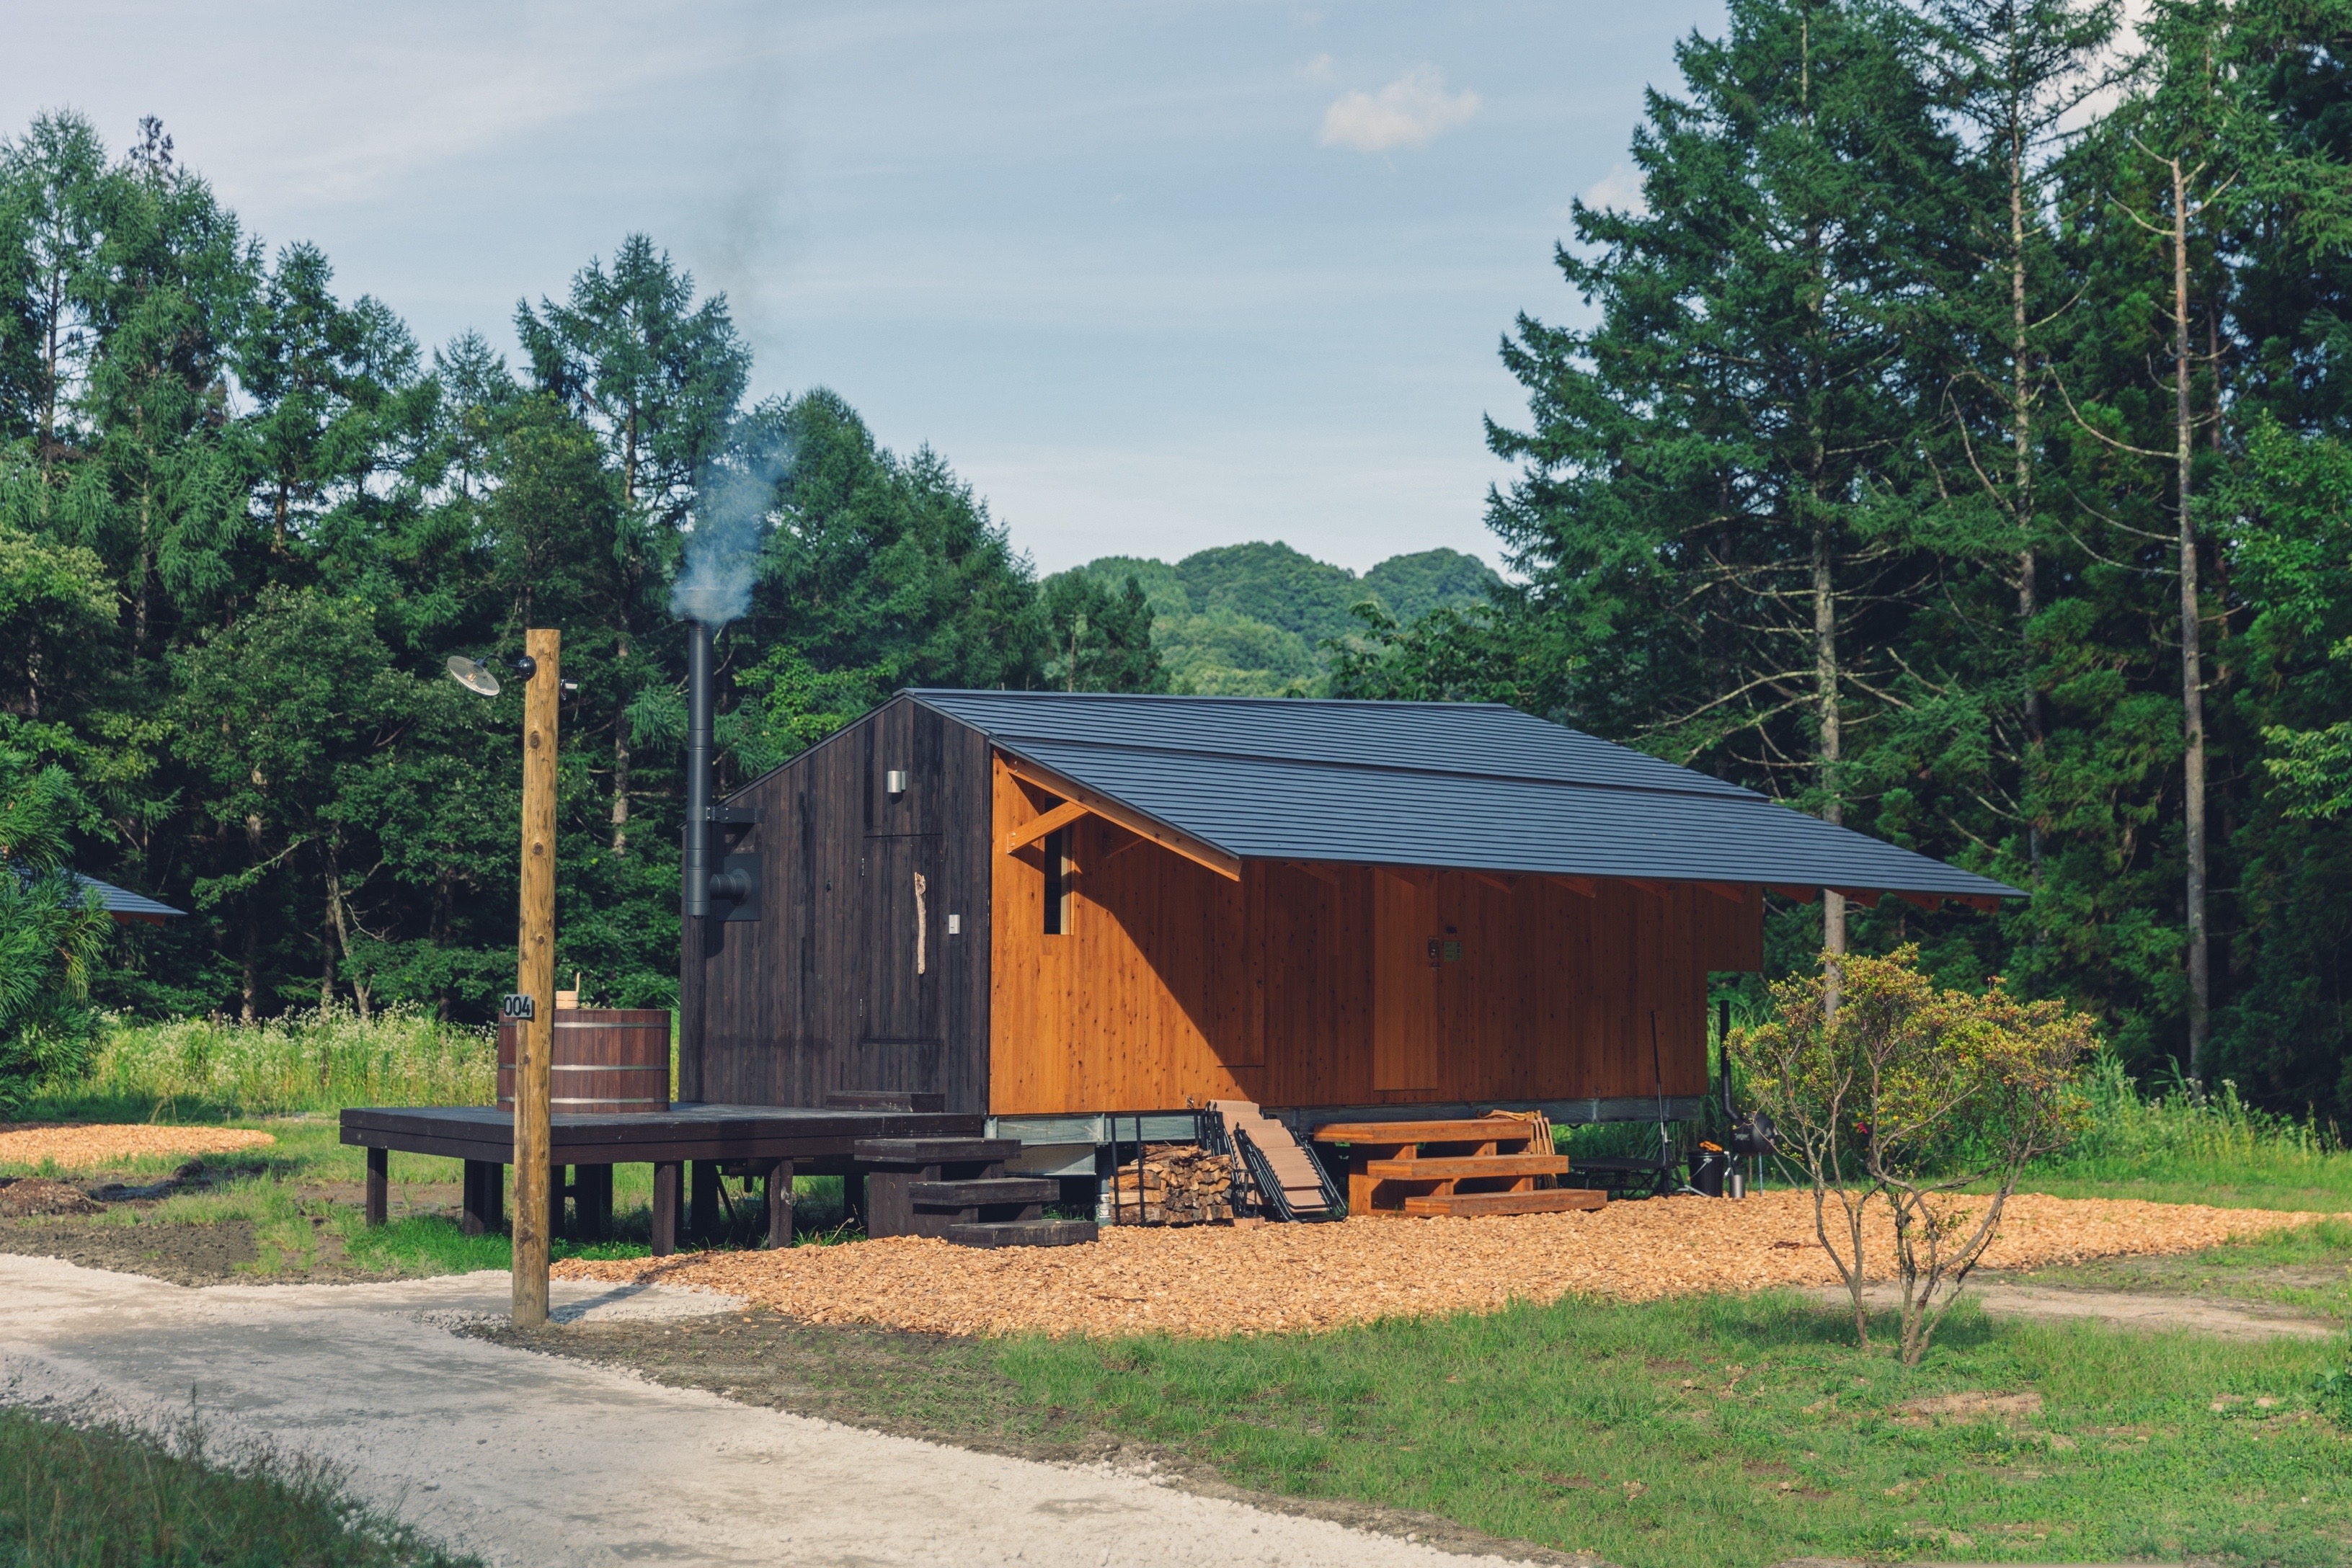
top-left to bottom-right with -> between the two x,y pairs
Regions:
683,621 -> 716,919
683,620 -> 753,920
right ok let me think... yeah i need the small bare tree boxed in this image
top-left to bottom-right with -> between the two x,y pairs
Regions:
1734,945 -> 2095,1363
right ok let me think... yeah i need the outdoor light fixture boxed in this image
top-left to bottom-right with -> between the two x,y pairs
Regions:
448,653 -> 574,696
446,654 -> 504,697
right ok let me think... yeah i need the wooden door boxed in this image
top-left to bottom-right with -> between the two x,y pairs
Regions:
1371,867 -> 1437,1090
863,834 -> 942,1042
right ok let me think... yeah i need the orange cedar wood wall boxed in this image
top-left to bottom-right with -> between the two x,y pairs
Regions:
988,754 -> 1757,1115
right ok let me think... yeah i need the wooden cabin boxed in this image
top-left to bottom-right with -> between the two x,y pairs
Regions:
678,691 -> 2013,1159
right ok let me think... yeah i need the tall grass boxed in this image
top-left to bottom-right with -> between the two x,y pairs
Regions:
68,1004 -> 495,1118
2039,1051 -> 2346,1187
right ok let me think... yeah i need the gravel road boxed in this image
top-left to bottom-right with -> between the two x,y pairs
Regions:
0,1255 -> 1564,1568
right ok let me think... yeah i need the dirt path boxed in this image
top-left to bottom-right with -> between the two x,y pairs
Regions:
1806,1280 -> 2340,1340
0,1255 -> 1576,1568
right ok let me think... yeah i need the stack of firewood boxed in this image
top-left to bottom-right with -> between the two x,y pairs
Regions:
1103,1144 -> 1235,1224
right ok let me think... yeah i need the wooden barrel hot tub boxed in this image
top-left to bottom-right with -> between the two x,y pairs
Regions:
497,1008 -> 670,1115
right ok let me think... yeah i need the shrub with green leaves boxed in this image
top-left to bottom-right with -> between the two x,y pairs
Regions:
1734,945 -> 2097,1364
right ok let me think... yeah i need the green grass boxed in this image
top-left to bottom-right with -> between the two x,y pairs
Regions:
995,1287 -> 2352,1568
0,1408 -> 477,1567
2007,1218 -> 2352,1319
52,1005 -> 499,1120
0,1108 -> 852,1279
2007,1055 -> 2352,1212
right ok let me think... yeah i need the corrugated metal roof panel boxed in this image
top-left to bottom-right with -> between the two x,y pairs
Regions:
902,690 -> 2021,899
999,739 -> 2012,896
910,689 -> 1754,798
69,871 -> 184,919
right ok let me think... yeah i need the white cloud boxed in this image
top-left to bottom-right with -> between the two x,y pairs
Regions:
1581,160 -> 1646,215
1317,66 -> 1478,153
1300,52 -> 1334,80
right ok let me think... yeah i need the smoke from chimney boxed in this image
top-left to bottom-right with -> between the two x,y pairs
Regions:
676,435 -> 788,924
670,442 -> 788,629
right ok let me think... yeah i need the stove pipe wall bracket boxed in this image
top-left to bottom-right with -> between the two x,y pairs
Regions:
683,620 -> 761,923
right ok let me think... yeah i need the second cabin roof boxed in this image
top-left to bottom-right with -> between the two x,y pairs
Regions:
904,690 -> 2020,903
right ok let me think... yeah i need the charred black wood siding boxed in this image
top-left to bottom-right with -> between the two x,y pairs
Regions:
685,696 -> 991,1115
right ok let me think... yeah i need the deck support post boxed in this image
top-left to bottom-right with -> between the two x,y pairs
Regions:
690,1159 -> 722,1243
364,1146 -> 388,1226
577,1165 -> 612,1240
766,1159 -> 794,1249
652,1162 -> 680,1255
461,1159 -> 502,1237
549,1163 -> 568,1243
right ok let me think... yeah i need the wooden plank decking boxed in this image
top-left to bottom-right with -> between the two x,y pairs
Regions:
340,1102 -> 982,1256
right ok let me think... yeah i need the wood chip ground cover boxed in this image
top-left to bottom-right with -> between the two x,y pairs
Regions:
0,1123 -> 275,1169
553,1189 -> 2325,1337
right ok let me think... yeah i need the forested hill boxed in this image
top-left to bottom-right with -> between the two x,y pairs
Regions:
1052,544 -> 1497,695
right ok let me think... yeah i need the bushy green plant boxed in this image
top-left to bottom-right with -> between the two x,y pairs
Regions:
76,1003 -> 496,1116
1734,945 -> 2097,1364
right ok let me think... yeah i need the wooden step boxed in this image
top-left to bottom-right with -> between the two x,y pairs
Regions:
907,1177 -> 1059,1207
1401,1188 -> 1607,1218
854,1137 -> 1021,1165
944,1219 -> 1099,1249
1363,1154 -> 1573,1180
1311,1119 -> 1543,1146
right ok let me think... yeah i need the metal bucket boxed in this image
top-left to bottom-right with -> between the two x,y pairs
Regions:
1727,1171 -> 1747,1199
498,1007 -> 670,1115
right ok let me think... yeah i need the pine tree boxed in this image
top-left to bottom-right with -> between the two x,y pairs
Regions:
1488,0 -> 1964,966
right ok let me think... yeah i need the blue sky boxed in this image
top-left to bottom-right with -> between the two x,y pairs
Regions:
16,1 -> 1724,574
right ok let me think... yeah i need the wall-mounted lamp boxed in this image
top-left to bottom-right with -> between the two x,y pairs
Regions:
885,770 -> 908,797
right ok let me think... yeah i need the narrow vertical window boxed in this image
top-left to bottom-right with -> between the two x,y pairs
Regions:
1043,827 -> 1070,935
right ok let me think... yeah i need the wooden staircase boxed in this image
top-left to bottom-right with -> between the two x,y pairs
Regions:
1209,1100 -> 1339,1219
1311,1116 -> 1606,1218
855,1136 -> 1098,1247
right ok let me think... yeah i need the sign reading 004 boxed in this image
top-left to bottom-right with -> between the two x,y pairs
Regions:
500,993 -> 536,1022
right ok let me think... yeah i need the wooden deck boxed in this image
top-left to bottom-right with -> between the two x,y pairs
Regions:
340,1102 -> 981,1255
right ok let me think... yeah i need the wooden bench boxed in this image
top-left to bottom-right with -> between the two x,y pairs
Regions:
1311,1118 -> 1605,1218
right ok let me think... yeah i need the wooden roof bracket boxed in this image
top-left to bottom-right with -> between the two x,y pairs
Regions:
1831,887 -> 1884,909
1766,883 -> 1819,904
999,752 -> 1242,881
1003,798 -> 1090,855
1548,874 -> 1599,897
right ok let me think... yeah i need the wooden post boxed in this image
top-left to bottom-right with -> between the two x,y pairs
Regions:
365,1146 -> 388,1227
691,1160 -> 721,1244
462,1159 -> 502,1236
652,1162 -> 680,1256
767,1159 -> 794,1249
512,627 -> 560,1328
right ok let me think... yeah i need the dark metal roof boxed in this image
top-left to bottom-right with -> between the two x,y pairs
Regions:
907,690 -> 2020,899
70,871 -> 184,921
